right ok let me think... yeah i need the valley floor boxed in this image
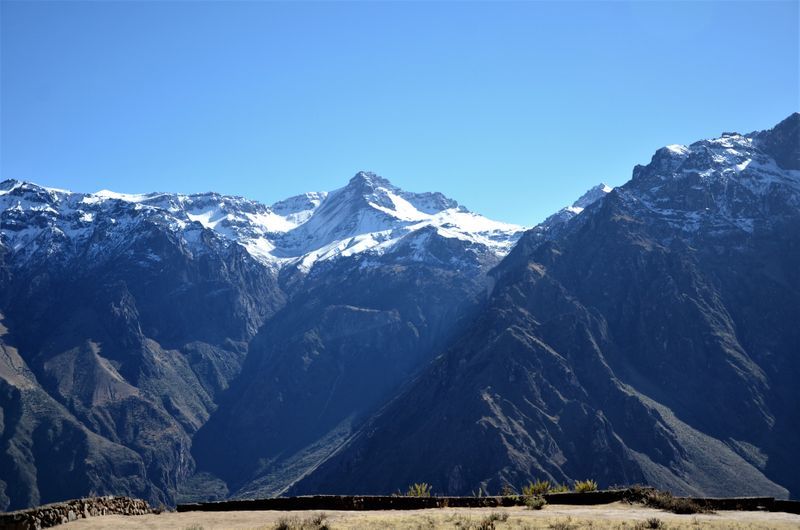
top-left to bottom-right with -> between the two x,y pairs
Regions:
59,502 -> 800,529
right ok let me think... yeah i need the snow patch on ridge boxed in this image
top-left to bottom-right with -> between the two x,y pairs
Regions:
666,144 -> 689,155
91,190 -> 154,203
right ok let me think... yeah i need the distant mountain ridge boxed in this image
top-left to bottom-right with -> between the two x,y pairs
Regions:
0,113 -> 797,511
0,171 -> 524,274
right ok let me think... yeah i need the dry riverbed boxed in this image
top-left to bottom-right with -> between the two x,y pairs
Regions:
59,502 -> 800,529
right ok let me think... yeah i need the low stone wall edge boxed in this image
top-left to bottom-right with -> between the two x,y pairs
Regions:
0,495 -> 151,530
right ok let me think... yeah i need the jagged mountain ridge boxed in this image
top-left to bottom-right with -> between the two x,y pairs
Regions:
0,171 -> 524,273
288,113 -> 800,499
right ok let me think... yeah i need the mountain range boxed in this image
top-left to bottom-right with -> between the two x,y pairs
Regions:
0,113 -> 797,510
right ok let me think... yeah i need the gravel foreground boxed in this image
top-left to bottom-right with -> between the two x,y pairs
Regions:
58,502 -> 800,529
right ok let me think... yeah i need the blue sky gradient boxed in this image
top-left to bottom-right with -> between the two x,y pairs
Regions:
2,1 -> 798,224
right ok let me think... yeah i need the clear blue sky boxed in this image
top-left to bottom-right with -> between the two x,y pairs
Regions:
1,1 -> 798,225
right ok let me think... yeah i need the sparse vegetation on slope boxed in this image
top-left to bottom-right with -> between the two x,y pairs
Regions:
522,479 -> 551,496
633,517 -> 666,529
573,479 -> 598,492
525,495 -> 547,510
622,485 -> 713,515
406,482 -> 433,497
272,512 -> 329,530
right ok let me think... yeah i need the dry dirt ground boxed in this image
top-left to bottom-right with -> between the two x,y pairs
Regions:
59,502 -> 800,529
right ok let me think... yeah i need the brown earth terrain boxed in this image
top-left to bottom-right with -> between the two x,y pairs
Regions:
60,503 -> 800,529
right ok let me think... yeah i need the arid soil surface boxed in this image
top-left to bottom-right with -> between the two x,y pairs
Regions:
60,502 -> 800,529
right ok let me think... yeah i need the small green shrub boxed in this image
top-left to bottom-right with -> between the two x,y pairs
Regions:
548,519 -> 575,530
622,486 -> 713,515
549,483 -> 569,493
525,495 -> 547,510
271,513 -> 329,530
475,511 -> 509,530
309,513 -> 328,528
476,519 -> 495,530
448,514 -> 476,528
406,482 -> 432,497
522,479 -> 551,496
643,490 -> 710,514
633,517 -> 665,529
273,517 -> 296,530
573,479 -> 598,492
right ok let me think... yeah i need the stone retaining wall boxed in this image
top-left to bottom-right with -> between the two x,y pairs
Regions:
0,496 -> 151,530
177,491 -> 800,514
176,490 -> 633,512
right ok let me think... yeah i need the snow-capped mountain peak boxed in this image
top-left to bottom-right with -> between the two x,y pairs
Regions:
270,172 -> 524,270
0,173 -> 525,273
347,170 -> 392,190
570,183 -> 614,213
534,182 -> 614,223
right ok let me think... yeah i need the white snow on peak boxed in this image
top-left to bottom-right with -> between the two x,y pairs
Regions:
186,210 -> 225,230
369,192 -> 429,222
530,183 -> 614,237
0,174 -> 525,272
651,132 -> 799,191
666,144 -> 689,155
266,173 -> 525,270
572,183 -> 614,210
91,189 -> 153,202
269,192 -> 327,230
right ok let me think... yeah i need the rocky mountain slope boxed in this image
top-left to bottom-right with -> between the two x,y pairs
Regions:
290,113 -> 800,499
0,172 -> 525,510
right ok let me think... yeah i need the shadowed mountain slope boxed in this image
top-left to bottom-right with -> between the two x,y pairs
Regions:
290,113 -> 800,499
